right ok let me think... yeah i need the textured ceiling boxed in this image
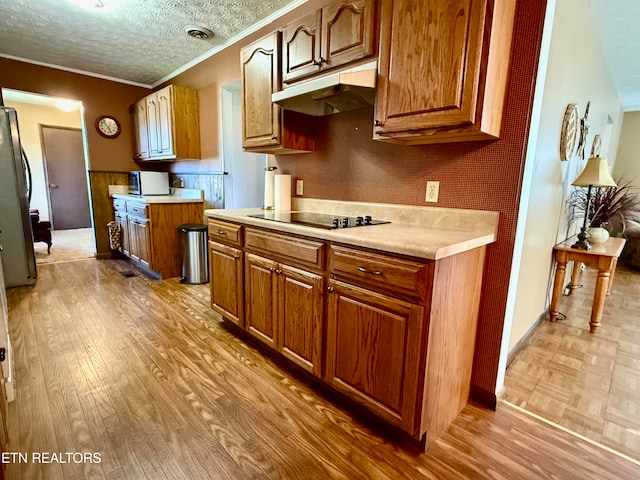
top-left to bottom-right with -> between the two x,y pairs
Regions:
0,0 -> 638,109
0,0 -> 304,87
589,0 -> 640,111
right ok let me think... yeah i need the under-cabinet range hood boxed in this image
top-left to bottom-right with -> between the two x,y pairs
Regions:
272,60 -> 377,116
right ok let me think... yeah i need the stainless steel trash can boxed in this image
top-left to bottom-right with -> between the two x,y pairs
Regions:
178,224 -> 209,284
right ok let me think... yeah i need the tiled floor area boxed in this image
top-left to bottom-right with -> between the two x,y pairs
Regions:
504,263 -> 640,461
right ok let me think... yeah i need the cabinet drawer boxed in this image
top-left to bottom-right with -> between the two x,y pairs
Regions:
113,199 -> 127,211
245,228 -> 325,271
126,203 -> 148,218
329,245 -> 430,300
208,219 -> 243,247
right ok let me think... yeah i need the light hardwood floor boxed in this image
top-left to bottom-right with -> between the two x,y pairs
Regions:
505,263 -> 640,462
5,259 -> 640,479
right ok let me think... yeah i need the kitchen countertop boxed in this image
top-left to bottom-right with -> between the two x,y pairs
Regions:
111,188 -> 204,204
204,198 -> 499,260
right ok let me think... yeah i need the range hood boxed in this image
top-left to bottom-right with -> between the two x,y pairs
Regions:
272,60 -> 377,116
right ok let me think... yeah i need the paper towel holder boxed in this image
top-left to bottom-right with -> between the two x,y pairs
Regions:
262,166 -> 278,210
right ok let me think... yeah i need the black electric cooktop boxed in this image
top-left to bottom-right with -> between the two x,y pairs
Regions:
248,212 -> 390,230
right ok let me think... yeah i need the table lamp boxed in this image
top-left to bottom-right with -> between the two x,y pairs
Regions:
571,155 -> 617,250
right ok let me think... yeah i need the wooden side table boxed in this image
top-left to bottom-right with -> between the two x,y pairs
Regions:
549,237 -> 626,333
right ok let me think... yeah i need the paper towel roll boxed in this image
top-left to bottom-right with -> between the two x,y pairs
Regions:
274,174 -> 291,211
264,169 -> 275,209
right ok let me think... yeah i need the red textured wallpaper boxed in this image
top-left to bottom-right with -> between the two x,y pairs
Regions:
276,0 -> 548,400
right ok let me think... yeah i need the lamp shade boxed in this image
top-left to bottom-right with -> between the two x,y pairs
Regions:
571,156 -> 617,187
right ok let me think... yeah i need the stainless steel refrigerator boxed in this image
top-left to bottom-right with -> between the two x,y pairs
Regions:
0,107 -> 37,288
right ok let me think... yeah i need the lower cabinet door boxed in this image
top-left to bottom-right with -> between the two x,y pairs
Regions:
209,241 -> 244,326
135,218 -> 151,268
245,253 -> 278,348
325,279 -> 425,434
277,264 -> 324,376
127,217 -> 139,262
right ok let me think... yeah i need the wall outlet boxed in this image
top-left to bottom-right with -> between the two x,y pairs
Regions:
425,181 -> 439,202
296,179 -> 304,196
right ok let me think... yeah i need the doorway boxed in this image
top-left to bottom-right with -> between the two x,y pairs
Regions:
2,88 -> 96,263
40,125 -> 91,229
221,81 -> 265,209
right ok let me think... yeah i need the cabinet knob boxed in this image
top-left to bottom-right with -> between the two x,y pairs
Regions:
312,59 -> 321,66
217,230 -> 227,236
357,266 -> 382,276
327,286 -> 334,293
374,120 -> 383,127
275,269 -> 282,275
271,135 -> 277,140
319,57 -> 327,64
233,254 -> 240,260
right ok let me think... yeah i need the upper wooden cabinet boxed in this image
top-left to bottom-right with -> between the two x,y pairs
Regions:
241,31 -> 315,154
373,0 -> 516,145
282,0 -> 377,84
132,100 -> 149,160
132,85 -> 201,161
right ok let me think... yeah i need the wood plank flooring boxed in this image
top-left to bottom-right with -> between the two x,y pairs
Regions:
505,263 -> 640,462
5,259 -> 640,479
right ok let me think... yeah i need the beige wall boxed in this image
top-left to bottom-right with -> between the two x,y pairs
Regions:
0,57 -> 149,172
507,0 -> 623,353
614,111 -> 640,188
4,100 -> 83,222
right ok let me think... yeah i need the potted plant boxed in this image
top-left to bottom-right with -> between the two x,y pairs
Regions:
567,177 -> 640,243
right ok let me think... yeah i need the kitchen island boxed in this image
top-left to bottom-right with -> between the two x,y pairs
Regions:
204,198 -> 498,448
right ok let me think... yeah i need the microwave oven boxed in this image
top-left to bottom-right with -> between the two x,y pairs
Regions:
129,171 -> 170,196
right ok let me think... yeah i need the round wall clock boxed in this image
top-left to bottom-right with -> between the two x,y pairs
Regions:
95,115 -> 121,138
559,103 -> 579,161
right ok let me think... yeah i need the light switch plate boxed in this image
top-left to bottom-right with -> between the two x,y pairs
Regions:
296,179 -> 304,196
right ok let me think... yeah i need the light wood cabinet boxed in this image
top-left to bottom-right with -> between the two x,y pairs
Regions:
128,215 -> 150,268
374,0 -> 516,145
326,244 -> 487,444
132,85 -> 201,161
206,217 -> 488,447
132,100 -> 149,160
245,253 -> 278,348
278,263 -> 323,374
208,218 -> 245,327
240,31 -> 315,154
244,230 -> 324,375
208,240 -> 244,327
282,0 -> 377,84
113,199 -> 203,278
325,279 -> 424,431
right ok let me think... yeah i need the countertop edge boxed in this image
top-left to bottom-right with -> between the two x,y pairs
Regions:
112,193 -> 204,204
204,208 -> 497,261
